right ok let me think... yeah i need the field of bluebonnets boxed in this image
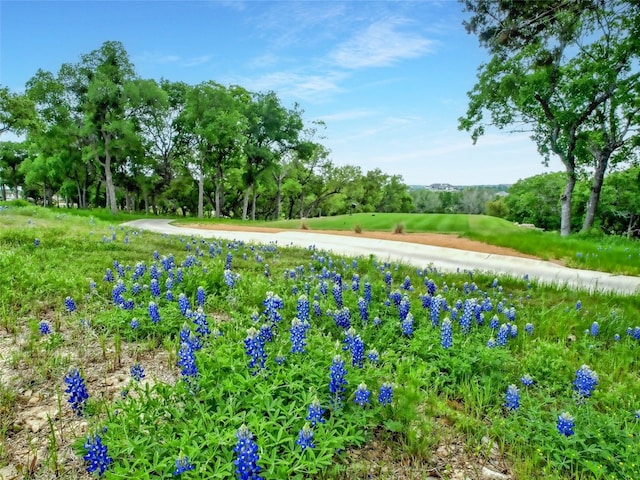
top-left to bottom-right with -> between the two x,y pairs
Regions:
1,204 -> 639,479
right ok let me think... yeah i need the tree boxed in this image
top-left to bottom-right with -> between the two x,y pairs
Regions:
0,86 -> 38,137
459,0 -> 640,236
0,141 -> 28,200
504,172 -> 567,230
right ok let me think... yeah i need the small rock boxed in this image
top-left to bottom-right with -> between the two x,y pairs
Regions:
481,466 -> 510,480
567,334 -> 577,342
0,464 -> 18,480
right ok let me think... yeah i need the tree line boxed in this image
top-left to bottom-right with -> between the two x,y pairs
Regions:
0,41 -> 413,219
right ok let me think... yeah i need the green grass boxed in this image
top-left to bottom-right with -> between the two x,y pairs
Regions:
1,205 -> 639,479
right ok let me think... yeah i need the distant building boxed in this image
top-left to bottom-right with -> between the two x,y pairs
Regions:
426,183 -> 458,192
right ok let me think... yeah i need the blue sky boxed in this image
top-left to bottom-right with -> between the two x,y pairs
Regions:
1,0 -> 558,185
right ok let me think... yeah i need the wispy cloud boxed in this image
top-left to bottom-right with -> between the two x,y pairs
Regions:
136,52 -> 181,64
316,109 -> 376,122
330,18 -> 435,69
239,71 -> 346,102
181,55 -> 212,67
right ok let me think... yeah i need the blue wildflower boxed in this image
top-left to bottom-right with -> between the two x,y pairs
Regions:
441,318 -> 453,349
574,364 -> 598,398
296,423 -> 315,451
148,301 -> 160,323
352,273 -> 360,292
398,296 -> 410,321
329,355 -> 348,402
354,383 -> 371,406
486,338 -> 496,348
290,318 -> 308,354
525,323 -> 534,335
430,295 -> 442,327
130,363 -> 145,382
504,384 -> 520,411
401,312 -> 414,337
234,425 -> 263,480
557,412 -> 575,436
275,355 -> 286,365
575,300 -> 582,311
64,368 -> 89,415
83,433 -> 112,476
332,282 -> 343,309
590,321 -> 599,336
351,334 -> 365,368
401,275 -> 413,291
367,349 -> 379,363
496,324 -> 509,346
244,328 -> 267,375
173,456 -> 195,476
130,318 -> 139,329
39,321 -> 51,335
263,292 -> 284,323
384,271 -> 392,288
178,340 -> 198,387
378,382 -> 393,405
363,282 -> 372,304
150,279 -> 160,298
296,295 -> 310,322
178,294 -> 191,316
614,334 -> 621,342
334,307 -> 351,330
521,374 -> 534,387
64,296 -> 77,313
357,297 -> 368,323
306,398 -> 326,426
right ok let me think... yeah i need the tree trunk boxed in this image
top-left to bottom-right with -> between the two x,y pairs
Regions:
242,185 -> 251,220
275,174 -> 282,220
1,184 -> 6,201
251,189 -> 258,221
582,152 -> 609,232
214,163 -> 224,218
197,167 -> 204,218
102,132 -> 118,214
560,170 -> 576,237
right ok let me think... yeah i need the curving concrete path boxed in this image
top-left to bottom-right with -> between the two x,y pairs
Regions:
124,219 -> 640,295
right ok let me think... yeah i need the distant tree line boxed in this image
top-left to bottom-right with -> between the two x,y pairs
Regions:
0,41 -> 413,219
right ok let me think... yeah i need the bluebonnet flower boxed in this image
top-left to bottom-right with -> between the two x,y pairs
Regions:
342,327 -> 356,351
351,334 -> 365,368
173,456 -> 195,476
389,289 -> 402,307
334,307 -> 351,330
574,364 -> 598,398
525,323 -> 534,335
367,349 -> 379,363
130,318 -> 139,329
131,282 -> 141,296
590,321 -> 599,336
319,280 -> 328,296
150,279 -> 160,298
275,355 -> 286,365
351,274 -> 360,292
489,315 -> 499,330
504,384 -> 520,411
234,425 -> 262,480
176,267 -> 183,283
113,260 -> 125,278
34,238 -> 40,247
398,296 -> 410,321
635,410 -> 640,420
510,324 -> 518,338
290,318 -> 308,354
378,382 -> 393,405
148,301 -> 160,323
296,295 -> 310,322
614,334 -> 621,342
363,282 -> 372,304
166,290 -> 174,302
192,308 -> 210,337
64,368 -> 89,415
384,271 -> 392,288
401,275 -> 413,291
440,318 -> 453,349
296,423 -> 315,451
196,286 -> 206,307
430,295 -> 442,327
557,412 -> 575,436
373,316 -> 381,327
400,312 -> 413,337
521,374 -> 534,387
130,363 -> 145,381
39,321 -> 51,335
505,307 -> 516,322
313,300 -> 322,318
244,328 -> 267,375
459,299 -> 474,334
178,340 -> 198,386
306,398 -> 326,426
83,433 -> 112,476
263,264 -> 270,278
496,324 -> 509,347
263,292 -> 284,323
332,282 -> 343,309
225,252 -> 233,270
486,338 -> 496,348
64,296 -> 77,313
176,294 -> 189,316
357,297 -> 368,323
575,300 -> 582,311
329,355 -> 348,402
354,383 -> 371,406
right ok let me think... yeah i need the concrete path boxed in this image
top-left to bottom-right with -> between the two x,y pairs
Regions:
124,219 -> 640,295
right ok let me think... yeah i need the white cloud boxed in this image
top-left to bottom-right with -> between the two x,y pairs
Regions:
239,71 -> 346,102
315,109 -> 376,122
330,18 -> 435,69
136,52 -> 181,64
181,55 -> 212,67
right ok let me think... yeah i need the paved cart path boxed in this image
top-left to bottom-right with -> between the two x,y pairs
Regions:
124,219 -> 640,295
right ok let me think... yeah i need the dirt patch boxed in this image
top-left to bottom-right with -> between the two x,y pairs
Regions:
181,223 -> 541,260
